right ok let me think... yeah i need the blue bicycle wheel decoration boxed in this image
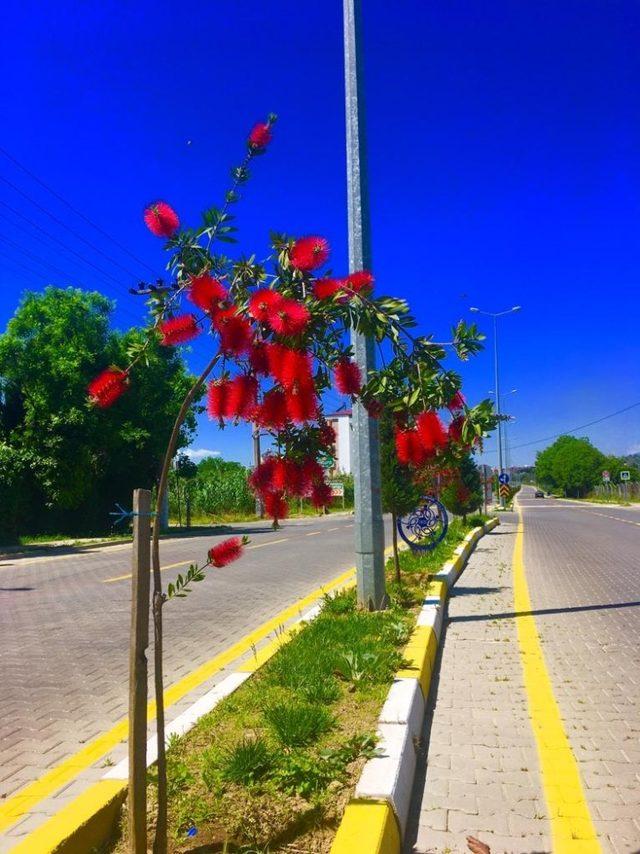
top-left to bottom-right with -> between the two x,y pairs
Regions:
397,495 -> 448,552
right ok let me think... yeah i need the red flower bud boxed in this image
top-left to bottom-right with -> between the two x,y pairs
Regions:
143,201 -> 180,238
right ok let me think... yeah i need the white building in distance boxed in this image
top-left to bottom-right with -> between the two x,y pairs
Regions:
326,410 -> 352,475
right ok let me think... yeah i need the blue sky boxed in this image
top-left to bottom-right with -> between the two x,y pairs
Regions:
1,0 -> 638,467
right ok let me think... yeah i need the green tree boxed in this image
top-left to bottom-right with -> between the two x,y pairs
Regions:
535,435 -> 605,497
379,412 -> 422,582
0,287 -> 197,540
440,455 -> 483,523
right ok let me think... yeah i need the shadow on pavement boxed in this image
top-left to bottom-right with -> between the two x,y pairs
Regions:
451,586 -> 507,596
450,600 -> 640,623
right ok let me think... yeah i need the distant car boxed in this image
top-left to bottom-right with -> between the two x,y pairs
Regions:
534,490 -> 545,498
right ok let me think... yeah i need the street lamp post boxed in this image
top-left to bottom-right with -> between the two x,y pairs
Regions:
470,306 -> 521,508
489,388 -> 517,475
343,0 -> 386,609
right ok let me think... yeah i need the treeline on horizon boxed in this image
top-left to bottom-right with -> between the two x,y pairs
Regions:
534,435 -> 638,498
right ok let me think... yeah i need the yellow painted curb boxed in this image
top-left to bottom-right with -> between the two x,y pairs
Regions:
396,625 -> 436,697
9,780 -> 126,854
330,800 -> 400,854
513,504 -> 601,852
330,518 -> 500,853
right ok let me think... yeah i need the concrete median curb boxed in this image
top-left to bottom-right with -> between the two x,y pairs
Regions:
331,517 -> 499,854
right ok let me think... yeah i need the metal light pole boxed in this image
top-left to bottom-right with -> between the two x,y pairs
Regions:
252,424 -> 264,518
343,0 -> 386,609
470,306 -> 521,508
489,388 -> 517,475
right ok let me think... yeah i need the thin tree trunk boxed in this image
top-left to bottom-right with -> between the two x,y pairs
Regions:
391,511 -> 401,584
151,354 -> 220,854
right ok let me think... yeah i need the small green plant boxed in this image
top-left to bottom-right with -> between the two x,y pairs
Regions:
264,702 -> 334,747
321,588 -> 357,615
333,650 -> 383,686
204,737 -> 273,788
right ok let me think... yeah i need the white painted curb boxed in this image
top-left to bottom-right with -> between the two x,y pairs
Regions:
349,519 -> 498,845
355,722 -> 416,835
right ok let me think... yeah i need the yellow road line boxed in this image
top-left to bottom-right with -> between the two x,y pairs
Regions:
0,565 -> 356,834
102,559 -> 190,584
246,537 -> 288,549
513,504 -> 601,852
103,538 -> 292,583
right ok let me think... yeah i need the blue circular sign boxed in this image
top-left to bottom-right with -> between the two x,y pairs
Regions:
498,473 -> 510,485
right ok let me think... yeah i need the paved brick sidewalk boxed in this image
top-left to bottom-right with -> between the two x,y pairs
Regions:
405,518 -> 552,853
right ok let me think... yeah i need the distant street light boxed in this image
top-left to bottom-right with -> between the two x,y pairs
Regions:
470,306 -> 521,508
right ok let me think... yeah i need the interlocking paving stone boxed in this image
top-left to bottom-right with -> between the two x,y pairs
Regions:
0,514 -> 389,846
406,518 -> 552,853
407,492 -> 640,853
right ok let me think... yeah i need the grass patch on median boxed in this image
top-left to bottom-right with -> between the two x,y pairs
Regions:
107,516 -> 485,853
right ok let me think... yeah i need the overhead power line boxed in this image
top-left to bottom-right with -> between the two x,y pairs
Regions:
0,145 -> 157,276
0,230 -> 141,324
0,172 -> 148,283
0,203 -> 132,290
484,401 -> 640,454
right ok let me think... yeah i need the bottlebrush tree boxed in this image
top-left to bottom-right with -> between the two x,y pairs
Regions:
88,114 -> 497,851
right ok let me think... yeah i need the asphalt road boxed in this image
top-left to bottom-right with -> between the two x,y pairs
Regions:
0,512 -> 391,807
518,485 -> 640,851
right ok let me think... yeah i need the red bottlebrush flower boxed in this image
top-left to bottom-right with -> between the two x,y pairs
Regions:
143,201 -> 180,238
159,314 -> 200,346
311,481 -> 333,510
270,457 -> 290,493
285,383 -> 318,423
249,457 -> 276,495
300,457 -> 325,495
208,536 -> 244,568
447,390 -> 466,412
365,400 -> 384,419
254,389 -> 289,429
319,422 -> 336,448
248,289 -> 284,323
395,429 -> 427,466
416,411 -> 448,452
207,379 -> 231,420
267,345 -> 314,390
264,491 -> 289,522
346,270 -> 374,295
249,342 -> 270,375
289,236 -> 330,272
226,375 -> 258,419
213,308 -> 254,355
448,415 -> 465,444
248,122 -> 272,150
88,368 -> 128,408
333,358 -> 362,396
188,275 -> 228,314
268,298 -> 310,336
313,278 -> 343,300
284,349 -> 314,389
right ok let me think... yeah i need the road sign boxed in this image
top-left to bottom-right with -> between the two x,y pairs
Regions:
498,473 -> 510,485
620,470 -> 631,482
602,470 -> 610,482
329,481 -> 345,497
499,484 -> 511,497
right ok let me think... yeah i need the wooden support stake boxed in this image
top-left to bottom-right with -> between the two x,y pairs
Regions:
128,488 -> 151,852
